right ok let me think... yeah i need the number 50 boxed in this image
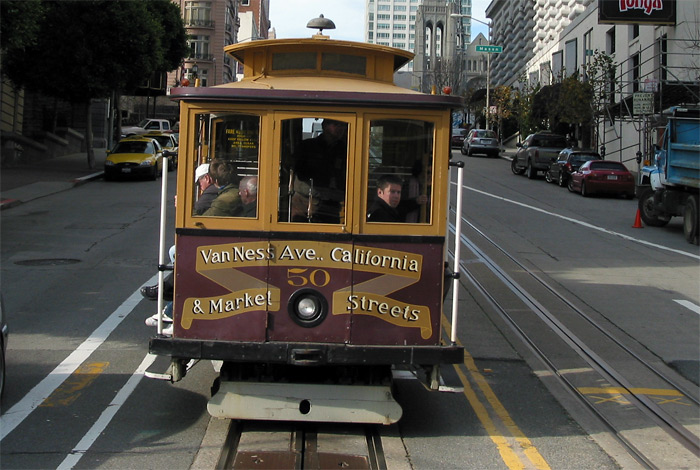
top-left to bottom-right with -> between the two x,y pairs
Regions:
286,268 -> 331,287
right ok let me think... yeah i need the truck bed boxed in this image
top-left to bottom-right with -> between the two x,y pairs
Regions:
666,119 -> 700,189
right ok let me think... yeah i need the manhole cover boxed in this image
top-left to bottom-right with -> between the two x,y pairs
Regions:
15,258 -> 81,266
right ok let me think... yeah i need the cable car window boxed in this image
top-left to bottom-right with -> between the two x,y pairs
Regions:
278,117 -> 348,224
272,52 -> 317,71
321,53 -> 367,75
192,113 -> 260,218
367,119 -> 433,224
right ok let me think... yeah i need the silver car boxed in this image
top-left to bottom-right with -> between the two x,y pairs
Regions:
461,129 -> 500,157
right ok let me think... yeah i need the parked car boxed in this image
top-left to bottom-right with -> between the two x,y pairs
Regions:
461,129 -> 500,157
104,136 -> 164,181
546,149 -> 600,187
511,131 -> 569,178
567,160 -> 635,198
144,131 -> 178,170
121,118 -> 172,139
451,128 -> 468,148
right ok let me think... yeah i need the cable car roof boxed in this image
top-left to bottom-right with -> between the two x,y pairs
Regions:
171,35 -> 462,109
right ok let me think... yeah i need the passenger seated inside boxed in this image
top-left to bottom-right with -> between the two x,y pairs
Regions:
193,163 -> 218,215
367,174 -> 427,223
202,159 -> 241,217
236,175 -> 258,218
290,119 -> 348,223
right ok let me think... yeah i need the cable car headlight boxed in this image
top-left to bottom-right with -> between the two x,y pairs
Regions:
288,289 -> 328,327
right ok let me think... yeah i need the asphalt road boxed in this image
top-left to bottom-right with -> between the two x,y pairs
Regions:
1,153 -> 697,469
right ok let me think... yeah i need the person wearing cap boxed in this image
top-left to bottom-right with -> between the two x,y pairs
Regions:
194,162 -> 218,215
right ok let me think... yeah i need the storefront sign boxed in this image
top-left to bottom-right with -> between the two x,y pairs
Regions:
598,0 -> 676,25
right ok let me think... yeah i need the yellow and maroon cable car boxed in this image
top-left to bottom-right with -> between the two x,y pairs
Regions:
149,18 -> 464,424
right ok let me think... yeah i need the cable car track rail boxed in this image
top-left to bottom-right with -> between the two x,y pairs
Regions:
216,421 -> 387,470
446,213 -> 700,469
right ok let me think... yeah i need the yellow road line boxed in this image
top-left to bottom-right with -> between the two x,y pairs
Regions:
443,314 -> 551,470
577,387 -> 683,396
40,362 -> 109,407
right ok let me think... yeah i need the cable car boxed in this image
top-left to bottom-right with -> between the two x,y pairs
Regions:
149,17 -> 465,424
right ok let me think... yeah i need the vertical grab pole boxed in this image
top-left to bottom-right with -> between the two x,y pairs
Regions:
449,160 -> 464,345
157,157 -> 169,334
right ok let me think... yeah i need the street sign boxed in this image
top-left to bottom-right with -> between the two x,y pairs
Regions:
475,45 -> 503,53
633,92 -> 654,115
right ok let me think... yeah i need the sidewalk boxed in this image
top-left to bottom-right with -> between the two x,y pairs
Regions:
0,149 -> 106,210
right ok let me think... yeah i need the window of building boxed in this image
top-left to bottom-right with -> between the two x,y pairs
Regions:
377,23 -> 390,29
378,14 -> 390,20
378,5 -> 390,11
394,33 -> 406,39
394,23 -> 406,30
394,6 -> 407,12
606,27 -> 616,55
394,15 -> 407,21
393,43 -> 406,48
631,24 -> 639,40
188,35 -> 211,60
377,32 -> 390,38
631,53 -> 640,92
240,0 -> 249,5
184,1 -> 212,27
540,61 -> 551,86
565,39 -> 577,77
552,50 -> 563,80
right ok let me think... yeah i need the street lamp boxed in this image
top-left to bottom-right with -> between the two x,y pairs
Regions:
450,14 -> 493,129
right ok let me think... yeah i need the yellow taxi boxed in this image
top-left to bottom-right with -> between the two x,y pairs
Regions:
144,131 -> 179,170
104,136 -> 164,181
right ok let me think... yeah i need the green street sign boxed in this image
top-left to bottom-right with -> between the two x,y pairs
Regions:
475,45 -> 503,53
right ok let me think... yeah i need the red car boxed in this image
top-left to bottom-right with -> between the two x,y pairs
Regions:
567,160 -> 635,198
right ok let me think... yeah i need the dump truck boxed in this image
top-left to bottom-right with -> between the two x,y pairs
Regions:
638,106 -> 700,244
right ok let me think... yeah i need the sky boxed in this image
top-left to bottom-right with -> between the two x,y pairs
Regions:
268,0 -> 490,42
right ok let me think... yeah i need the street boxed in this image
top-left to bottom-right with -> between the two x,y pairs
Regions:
1,152 -> 698,469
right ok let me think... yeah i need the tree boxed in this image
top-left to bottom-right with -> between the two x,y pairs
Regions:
2,0 -> 187,168
584,50 -> 617,149
491,85 -> 512,140
0,0 -> 44,55
512,74 -> 540,138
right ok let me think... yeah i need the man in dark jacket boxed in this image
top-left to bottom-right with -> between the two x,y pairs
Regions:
367,174 -> 427,223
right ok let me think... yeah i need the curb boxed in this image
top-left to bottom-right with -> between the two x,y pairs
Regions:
0,199 -> 21,211
0,171 -> 104,211
73,171 -> 104,186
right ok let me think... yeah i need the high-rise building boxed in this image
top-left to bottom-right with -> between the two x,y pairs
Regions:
365,0 -> 473,73
486,0 -> 593,86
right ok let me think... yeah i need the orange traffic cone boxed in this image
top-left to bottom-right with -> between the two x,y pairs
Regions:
633,209 -> 643,228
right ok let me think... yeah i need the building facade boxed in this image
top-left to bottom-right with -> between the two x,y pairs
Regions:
486,0 -> 593,87
486,0 -> 699,166
169,0 -> 240,88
